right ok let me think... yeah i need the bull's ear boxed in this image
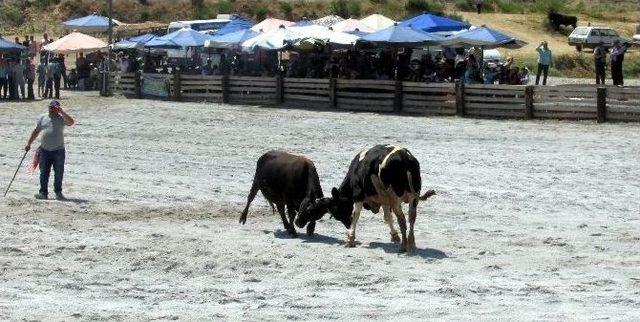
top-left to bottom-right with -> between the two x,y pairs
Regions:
331,187 -> 340,200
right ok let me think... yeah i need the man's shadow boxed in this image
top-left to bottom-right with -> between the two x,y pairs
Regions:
56,197 -> 89,204
367,242 -> 448,259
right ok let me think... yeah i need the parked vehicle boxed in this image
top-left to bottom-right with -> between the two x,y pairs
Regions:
568,26 -> 632,51
167,18 -> 231,34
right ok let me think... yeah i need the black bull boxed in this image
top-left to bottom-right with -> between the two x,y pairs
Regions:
239,151 -> 327,236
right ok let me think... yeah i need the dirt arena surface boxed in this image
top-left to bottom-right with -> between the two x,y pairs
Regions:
1,91 -> 639,320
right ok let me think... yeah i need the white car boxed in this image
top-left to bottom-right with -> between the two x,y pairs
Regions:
568,26 -> 632,51
634,34 -> 640,45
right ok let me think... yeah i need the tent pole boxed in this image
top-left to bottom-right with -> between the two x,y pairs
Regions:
102,0 -> 113,96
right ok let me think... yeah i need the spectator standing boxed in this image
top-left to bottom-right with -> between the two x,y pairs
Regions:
28,35 -> 37,58
76,52 -> 87,89
593,42 -> 607,85
475,0 -> 484,14
610,40 -> 628,86
59,54 -> 68,89
0,59 -> 7,99
26,58 -> 36,99
13,60 -> 26,99
535,41 -> 552,85
7,59 -> 16,99
51,58 -> 62,99
37,61 -> 46,97
44,62 -> 54,98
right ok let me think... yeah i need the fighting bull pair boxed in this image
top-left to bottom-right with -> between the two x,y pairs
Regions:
239,145 -> 436,253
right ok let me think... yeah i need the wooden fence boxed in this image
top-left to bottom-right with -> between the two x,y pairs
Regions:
109,71 -> 640,123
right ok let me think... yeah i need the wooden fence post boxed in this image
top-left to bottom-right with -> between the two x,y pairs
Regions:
172,69 -> 182,101
524,85 -> 534,119
597,87 -> 607,123
394,80 -> 403,113
276,74 -> 284,104
329,77 -> 337,109
221,75 -> 230,104
455,80 -> 465,117
134,71 -> 142,98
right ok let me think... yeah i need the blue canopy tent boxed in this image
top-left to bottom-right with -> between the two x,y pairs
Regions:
204,29 -> 261,48
399,12 -> 470,33
63,13 -> 121,33
215,17 -> 253,36
440,26 -> 527,49
113,33 -> 157,50
129,33 -> 157,43
144,37 -> 180,49
0,37 -> 26,52
145,28 -> 212,48
359,23 -> 445,47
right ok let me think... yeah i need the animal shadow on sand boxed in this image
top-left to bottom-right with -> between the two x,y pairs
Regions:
368,242 -> 448,259
268,229 -> 346,245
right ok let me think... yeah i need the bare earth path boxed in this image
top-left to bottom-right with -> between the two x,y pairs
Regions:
1,92 -> 639,320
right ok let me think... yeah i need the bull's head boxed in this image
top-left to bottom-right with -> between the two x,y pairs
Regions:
295,188 -> 353,229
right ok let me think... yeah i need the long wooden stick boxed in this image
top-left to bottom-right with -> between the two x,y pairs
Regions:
3,150 -> 29,197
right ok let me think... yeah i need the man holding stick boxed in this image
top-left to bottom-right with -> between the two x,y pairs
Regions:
25,100 -> 75,200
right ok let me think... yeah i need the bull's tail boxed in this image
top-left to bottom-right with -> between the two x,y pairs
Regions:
407,171 -> 436,201
240,179 -> 260,225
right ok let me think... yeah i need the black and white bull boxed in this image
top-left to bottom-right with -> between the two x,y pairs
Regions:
296,145 -> 435,252
240,151 -> 328,237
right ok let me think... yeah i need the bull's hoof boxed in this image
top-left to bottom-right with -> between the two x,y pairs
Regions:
405,243 -> 416,253
390,233 -> 401,243
287,229 -> 298,237
399,241 -> 408,253
306,222 -> 316,236
345,240 -> 356,248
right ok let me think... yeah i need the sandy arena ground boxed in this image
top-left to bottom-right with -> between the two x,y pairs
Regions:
1,91 -> 639,320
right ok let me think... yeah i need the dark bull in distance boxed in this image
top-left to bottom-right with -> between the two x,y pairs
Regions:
296,145 -> 435,253
239,150 -> 335,236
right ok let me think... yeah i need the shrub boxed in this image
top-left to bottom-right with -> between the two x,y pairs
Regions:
493,0 -> 524,14
0,0 -> 27,27
405,0 -> 444,16
218,0 -> 233,14
330,0 -> 349,18
531,0 -> 570,14
454,0 -> 474,11
330,0 -> 360,19
279,1 -> 293,19
59,0 -> 100,20
254,6 -> 270,21
347,0 -> 361,17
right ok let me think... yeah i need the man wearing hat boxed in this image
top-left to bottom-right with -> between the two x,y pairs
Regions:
25,100 -> 75,200
610,40 -> 628,86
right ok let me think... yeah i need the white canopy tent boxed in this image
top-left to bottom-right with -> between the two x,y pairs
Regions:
289,25 -> 360,46
241,26 -> 303,51
360,14 -> 395,31
42,32 -> 108,54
